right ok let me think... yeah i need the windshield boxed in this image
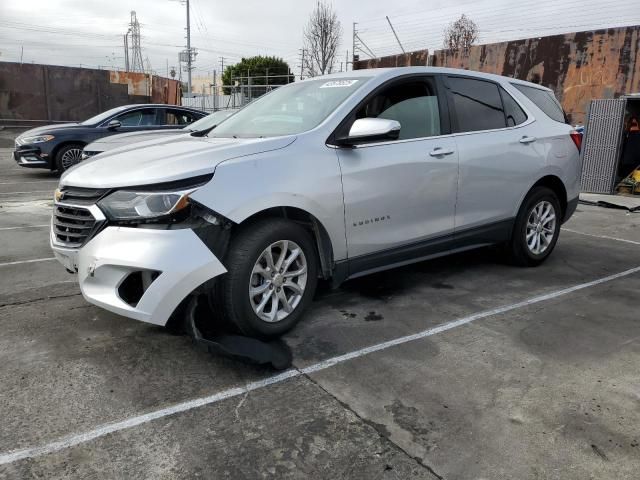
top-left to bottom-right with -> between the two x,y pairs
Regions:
81,105 -> 132,126
209,78 -> 369,138
185,109 -> 237,131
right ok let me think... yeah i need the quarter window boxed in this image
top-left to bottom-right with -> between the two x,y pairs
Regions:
501,88 -> 528,126
354,79 -> 441,140
513,84 -> 567,124
448,77 -> 506,132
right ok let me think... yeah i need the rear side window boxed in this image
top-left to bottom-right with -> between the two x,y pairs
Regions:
500,88 -> 527,126
513,84 -> 566,123
166,109 -> 198,125
355,79 -> 441,140
447,77 -> 506,132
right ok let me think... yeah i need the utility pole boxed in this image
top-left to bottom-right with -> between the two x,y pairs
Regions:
20,46 -> 24,64
219,56 -> 226,93
186,0 -> 192,96
213,69 -> 217,110
386,16 -> 406,54
123,33 -> 130,71
352,22 -> 356,66
298,48 -> 306,80
345,50 -> 349,71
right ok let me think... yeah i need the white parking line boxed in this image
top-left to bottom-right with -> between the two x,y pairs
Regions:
1,264 -> 639,466
0,180 -> 58,185
0,190 -> 53,196
562,228 -> 640,246
0,224 -> 49,231
0,257 -> 56,267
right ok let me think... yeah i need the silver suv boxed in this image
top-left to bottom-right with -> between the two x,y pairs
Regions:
51,67 -> 581,338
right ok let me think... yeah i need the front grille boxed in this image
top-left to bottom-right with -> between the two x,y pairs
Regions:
82,151 -> 100,160
58,186 -> 108,205
53,205 -> 97,248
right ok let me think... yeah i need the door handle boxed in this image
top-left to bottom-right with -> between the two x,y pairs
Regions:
429,147 -> 455,157
519,136 -> 537,144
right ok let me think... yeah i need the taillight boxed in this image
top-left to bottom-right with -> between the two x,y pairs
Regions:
570,131 -> 582,152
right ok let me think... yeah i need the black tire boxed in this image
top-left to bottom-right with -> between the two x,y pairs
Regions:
212,218 -> 319,339
55,143 -> 84,172
507,186 -> 562,267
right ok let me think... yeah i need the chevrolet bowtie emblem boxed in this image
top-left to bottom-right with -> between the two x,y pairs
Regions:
54,189 -> 65,202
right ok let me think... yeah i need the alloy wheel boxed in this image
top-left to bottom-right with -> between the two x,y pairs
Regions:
526,200 -> 557,255
60,148 -> 84,170
249,240 -> 308,323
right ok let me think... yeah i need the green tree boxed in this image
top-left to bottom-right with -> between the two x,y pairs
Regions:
221,56 -> 294,95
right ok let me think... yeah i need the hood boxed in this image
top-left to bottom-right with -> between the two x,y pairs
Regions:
61,134 -> 297,189
18,123 -> 80,139
85,129 -> 183,152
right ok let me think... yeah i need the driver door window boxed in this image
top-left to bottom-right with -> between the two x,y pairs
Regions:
354,79 -> 441,140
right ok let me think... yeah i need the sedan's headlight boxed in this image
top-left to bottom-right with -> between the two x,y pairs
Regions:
98,189 -> 194,220
20,134 -> 55,144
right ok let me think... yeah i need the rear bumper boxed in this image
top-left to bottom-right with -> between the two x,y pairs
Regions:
563,196 -> 579,223
51,226 -> 227,326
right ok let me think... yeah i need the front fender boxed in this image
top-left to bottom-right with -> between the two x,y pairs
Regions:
189,144 -> 348,261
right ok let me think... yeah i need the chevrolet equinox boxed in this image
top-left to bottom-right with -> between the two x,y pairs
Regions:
51,67 -> 581,338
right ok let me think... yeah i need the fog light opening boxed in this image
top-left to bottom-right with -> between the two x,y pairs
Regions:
118,270 -> 161,307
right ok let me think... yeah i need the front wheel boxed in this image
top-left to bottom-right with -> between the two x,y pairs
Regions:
507,186 -> 562,267
55,143 -> 84,172
213,218 -> 319,338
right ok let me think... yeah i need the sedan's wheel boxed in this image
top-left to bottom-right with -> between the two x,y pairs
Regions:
213,218 -> 318,338
249,240 -> 308,323
508,186 -> 561,267
55,144 -> 84,172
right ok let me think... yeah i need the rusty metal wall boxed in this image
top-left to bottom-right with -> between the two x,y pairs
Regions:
354,26 -> 640,125
0,62 -> 182,122
354,50 -> 430,69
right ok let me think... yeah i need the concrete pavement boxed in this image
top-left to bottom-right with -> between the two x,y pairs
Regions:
1,147 -> 639,479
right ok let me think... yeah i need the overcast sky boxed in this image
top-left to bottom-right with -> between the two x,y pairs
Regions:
1,0 -> 638,79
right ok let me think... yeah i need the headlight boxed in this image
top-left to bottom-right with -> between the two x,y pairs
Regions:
20,134 -> 55,144
97,189 -> 194,220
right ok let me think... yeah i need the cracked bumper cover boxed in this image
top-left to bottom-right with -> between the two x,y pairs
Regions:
52,226 -> 227,326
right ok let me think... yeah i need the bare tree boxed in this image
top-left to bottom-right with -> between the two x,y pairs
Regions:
303,1 -> 342,77
443,14 -> 479,54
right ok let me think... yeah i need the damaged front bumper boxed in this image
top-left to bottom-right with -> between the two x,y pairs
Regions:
52,225 -> 227,326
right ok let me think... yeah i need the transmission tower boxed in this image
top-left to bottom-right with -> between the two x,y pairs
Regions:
128,11 -> 145,73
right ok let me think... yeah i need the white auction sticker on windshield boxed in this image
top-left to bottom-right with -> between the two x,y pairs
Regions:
319,80 -> 359,88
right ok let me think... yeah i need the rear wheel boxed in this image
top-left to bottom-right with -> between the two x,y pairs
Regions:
55,143 -> 84,172
507,186 -> 561,267
213,218 -> 318,338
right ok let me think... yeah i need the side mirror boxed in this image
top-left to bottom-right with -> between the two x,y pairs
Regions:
107,120 -> 121,130
336,118 -> 401,146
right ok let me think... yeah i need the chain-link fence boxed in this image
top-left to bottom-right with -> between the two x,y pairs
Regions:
182,73 -> 293,112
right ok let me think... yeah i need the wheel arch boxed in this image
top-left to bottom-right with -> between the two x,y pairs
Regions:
530,175 -> 568,219
236,206 -> 335,280
516,174 -> 568,220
